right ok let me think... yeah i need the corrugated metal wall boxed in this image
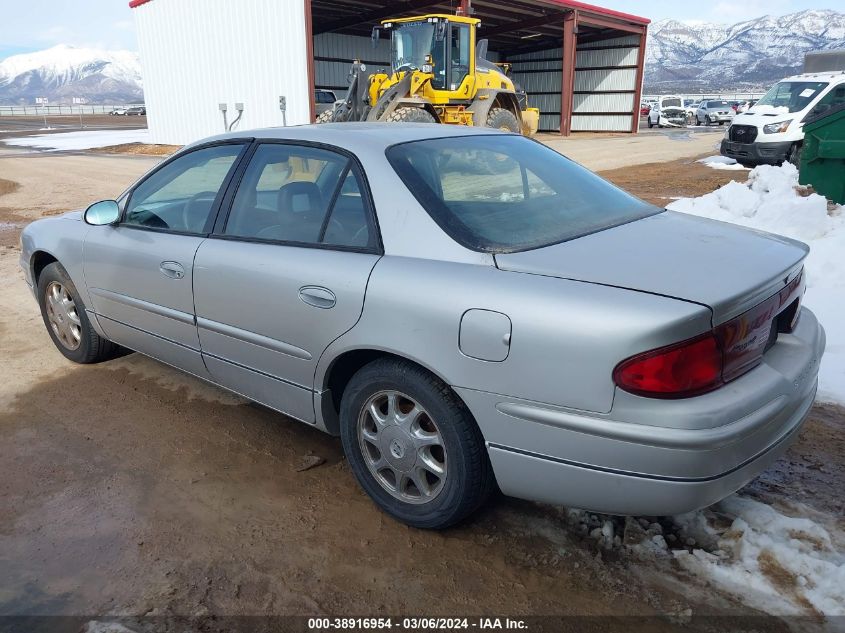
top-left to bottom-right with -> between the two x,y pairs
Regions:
507,33 -> 640,133
314,33 -> 391,95
508,47 -> 563,132
572,34 -> 639,132
133,0 -> 311,145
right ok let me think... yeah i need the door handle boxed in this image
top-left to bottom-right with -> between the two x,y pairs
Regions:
299,286 -> 336,309
159,261 -> 185,279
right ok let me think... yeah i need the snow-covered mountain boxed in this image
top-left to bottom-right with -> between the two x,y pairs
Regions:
0,45 -> 142,105
645,9 -> 845,92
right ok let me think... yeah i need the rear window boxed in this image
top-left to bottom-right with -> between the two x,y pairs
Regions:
386,135 -> 659,253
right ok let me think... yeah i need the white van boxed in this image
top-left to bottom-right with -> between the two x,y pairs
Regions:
721,71 -> 845,166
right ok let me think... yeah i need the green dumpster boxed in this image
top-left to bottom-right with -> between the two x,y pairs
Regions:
799,103 -> 845,205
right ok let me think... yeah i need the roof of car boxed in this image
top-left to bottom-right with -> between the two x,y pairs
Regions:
188,122 -> 512,152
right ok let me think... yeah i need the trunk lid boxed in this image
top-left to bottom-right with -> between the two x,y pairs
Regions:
494,211 -> 808,324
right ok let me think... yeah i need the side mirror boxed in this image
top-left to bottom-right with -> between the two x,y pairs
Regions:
435,20 -> 447,42
84,200 -> 120,226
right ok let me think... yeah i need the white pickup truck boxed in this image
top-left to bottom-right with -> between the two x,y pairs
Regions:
721,69 -> 845,166
646,96 -> 686,128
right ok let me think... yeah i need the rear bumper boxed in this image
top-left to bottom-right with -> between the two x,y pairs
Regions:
459,308 -> 825,516
721,139 -> 792,165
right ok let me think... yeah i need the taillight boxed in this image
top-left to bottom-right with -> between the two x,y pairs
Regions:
614,269 -> 805,399
613,333 -> 723,398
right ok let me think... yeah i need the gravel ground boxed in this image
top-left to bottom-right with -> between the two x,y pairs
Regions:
0,144 -> 841,629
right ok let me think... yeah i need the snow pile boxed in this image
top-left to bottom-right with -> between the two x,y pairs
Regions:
672,496 -> 845,616
668,162 -> 845,405
3,129 -> 149,151
697,155 -> 749,171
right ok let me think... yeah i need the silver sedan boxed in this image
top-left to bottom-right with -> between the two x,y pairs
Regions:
20,124 -> 825,529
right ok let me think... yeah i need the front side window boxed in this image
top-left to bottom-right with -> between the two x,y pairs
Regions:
223,144 -> 374,249
125,144 -> 244,233
387,135 -> 658,253
756,81 -> 829,113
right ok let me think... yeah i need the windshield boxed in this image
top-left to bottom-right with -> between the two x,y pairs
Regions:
755,81 -> 829,113
707,100 -> 729,108
662,98 -> 682,108
386,135 -> 659,253
392,22 -> 436,72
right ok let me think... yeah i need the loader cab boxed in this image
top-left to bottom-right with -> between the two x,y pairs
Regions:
382,15 -> 477,95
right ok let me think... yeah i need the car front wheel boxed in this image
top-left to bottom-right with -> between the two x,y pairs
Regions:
37,262 -> 120,364
339,358 -> 495,529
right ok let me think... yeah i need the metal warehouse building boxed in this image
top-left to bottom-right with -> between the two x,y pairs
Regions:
130,0 -> 649,145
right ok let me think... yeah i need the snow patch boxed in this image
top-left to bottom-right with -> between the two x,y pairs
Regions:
672,496 -> 845,616
2,129 -> 149,151
668,163 -> 845,405
697,155 -> 749,171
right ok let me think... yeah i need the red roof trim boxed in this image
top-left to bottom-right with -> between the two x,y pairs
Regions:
550,0 -> 649,25
128,0 -> 649,26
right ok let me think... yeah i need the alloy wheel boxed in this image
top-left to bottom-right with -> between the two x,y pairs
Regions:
45,281 -> 82,350
357,390 -> 447,504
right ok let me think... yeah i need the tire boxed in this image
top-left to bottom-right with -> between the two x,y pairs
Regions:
647,117 -> 653,128
339,358 -> 496,529
705,115 -> 712,126
787,143 -> 803,167
718,121 -> 724,126
37,262 -> 120,364
486,107 -> 520,133
315,109 -> 335,123
385,106 -> 437,123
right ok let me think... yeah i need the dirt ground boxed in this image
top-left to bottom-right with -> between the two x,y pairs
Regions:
0,145 -> 842,629
598,157 -> 745,207
94,142 -> 181,156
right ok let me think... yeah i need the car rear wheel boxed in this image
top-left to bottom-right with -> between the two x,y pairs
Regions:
339,358 -> 495,529
37,262 -> 120,364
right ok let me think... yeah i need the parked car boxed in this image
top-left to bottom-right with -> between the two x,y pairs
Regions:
315,89 -> 338,118
723,71 -> 845,166
125,106 -> 146,116
109,107 -> 128,116
20,124 -> 825,529
684,100 -> 701,124
736,100 -> 757,113
640,103 -> 651,117
647,96 -> 686,127
695,100 -> 734,126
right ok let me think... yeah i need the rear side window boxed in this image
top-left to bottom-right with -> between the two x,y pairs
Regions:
386,135 -> 658,253
223,143 -> 375,249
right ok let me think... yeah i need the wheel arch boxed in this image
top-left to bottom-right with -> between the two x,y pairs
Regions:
30,250 -> 59,286
491,92 -> 521,120
317,348 -> 468,436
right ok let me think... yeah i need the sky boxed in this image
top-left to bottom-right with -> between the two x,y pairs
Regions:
0,0 -> 842,59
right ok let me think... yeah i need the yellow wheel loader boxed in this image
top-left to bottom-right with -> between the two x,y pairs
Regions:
317,14 -> 540,136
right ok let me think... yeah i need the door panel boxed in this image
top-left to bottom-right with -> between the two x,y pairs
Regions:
193,240 -> 379,417
84,226 -> 208,374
